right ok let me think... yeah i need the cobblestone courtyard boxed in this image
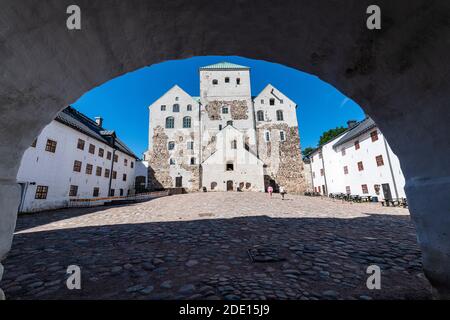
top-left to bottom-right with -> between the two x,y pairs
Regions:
2,192 -> 432,299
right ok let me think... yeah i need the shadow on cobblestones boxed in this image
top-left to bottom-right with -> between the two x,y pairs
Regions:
2,211 -> 432,300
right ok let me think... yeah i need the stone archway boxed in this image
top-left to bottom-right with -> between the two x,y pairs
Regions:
0,0 -> 449,298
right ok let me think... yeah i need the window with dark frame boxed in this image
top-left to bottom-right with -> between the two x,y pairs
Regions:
88,143 -> 95,154
173,104 -> 180,112
276,110 -> 284,121
183,116 -> 192,128
85,163 -> 93,175
212,79 -> 218,85
355,140 -> 360,150
161,105 -> 166,111
280,131 -> 286,141
124,159 -> 128,166
110,189 -> 115,197
376,155 -> 384,166
371,130 -> 379,142
123,174 -> 127,181
98,148 -> 104,157
168,141 -> 175,150
77,138 -> 85,150
104,168 -> 110,178
231,140 -> 237,149
257,110 -> 264,121
120,189 -> 124,196
270,98 -> 275,106
31,138 -> 37,147
226,162 -> 234,171
165,116 -> 175,129
320,168 -> 324,176
93,187 -> 99,197
187,104 -> 192,111
190,157 -> 195,165
96,166 -> 102,176
187,141 -> 194,150
112,171 -> 117,179
222,106 -> 229,114
107,151 -> 112,160
35,185 -> 48,199
131,162 -> 134,168
225,77 -> 230,83
236,78 -> 240,85
45,139 -> 57,153
357,161 -> 364,171
362,184 -> 369,194
73,160 -> 82,172
69,185 -> 78,197
342,148 -> 346,156
346,186 -> 351,194
113,154 -> 118,163
344,166 -> 348,174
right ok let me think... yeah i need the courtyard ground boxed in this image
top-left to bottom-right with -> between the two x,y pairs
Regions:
2,192 -> 432,300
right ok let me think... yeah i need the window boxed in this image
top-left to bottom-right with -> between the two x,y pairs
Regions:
265,131 -> 270,142
376,155 -> 384,166
45,139 -> 57,153
219,124 -> 222,130
225,77 -> 230,83
341,148 -> 346,156
211,182 -> 217,190
123,174 -> 127,181
257,110 -> 264,121
187,141 -> 194,150
77,139 -> 85,150
357,161 -> 364,171
161,105 -> 166,111
276,110 -> 284,121
320,168 -> 324,176
96,166 -> 102,176
344,166 -> 349,174
222,106 -> 229,114
35,185 -> 48,199
124,159 -> 128,166
31,138 -> 37,147
355,140 -> 360,150
107,151 -> 112,160
131,162 -> 134,168
88,144 -> 95,154
226,120 -> 233,126
85,164 -> 93,175
165,116 -> 174,128
346,186 -> 351,194
226,162 -> 234,171
98,148 -> 104,157
112,171 -> 117,179
371,130 -> 379,142
183,116 -> 192,128
270,98 -> 275,106
190,157 -> 195,165
362,184 -> 369,194
120,189 -> 124,196
236,78 -> 240,85
280,131 -> 286,141
261,99 -> 264,104
113,154 -> 118,163
73,160 -> 82,172
187,104 -> 192,111
93,187 -> 99,197
170,158 -> 175,165
110,189 -> 115,197
69,185 -> 78,197
168,141 -> 175,150
173,104 -> 180,112
231,140 -> 237,149
175,97 -> 179,101
212,79 -> 218,85
280,99 -> 284,104
104,168 -> 110,178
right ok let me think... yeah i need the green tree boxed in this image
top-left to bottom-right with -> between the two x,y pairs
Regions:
302,147 -> 315,158
318,126 -> 347,146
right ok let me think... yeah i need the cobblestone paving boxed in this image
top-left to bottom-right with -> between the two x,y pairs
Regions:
2,192 -> 432,299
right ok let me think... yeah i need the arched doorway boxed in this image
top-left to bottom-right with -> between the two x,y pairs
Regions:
0,1 -> 449,298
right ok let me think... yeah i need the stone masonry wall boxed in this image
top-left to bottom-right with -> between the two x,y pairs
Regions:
147,126 -> 172,189
257,124 -> 306,194
206,100 -> 248,120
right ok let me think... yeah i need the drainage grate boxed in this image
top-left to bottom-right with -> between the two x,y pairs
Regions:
247,246 -> 286,263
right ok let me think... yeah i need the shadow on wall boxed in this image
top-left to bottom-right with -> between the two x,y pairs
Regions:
3,211 -> 431,300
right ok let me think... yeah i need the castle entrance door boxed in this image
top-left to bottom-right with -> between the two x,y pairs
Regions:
226,180 -> 233,191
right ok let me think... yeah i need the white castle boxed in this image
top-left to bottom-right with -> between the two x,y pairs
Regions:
144,62 -> 306,193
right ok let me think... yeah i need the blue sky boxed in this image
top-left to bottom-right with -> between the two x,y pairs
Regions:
73,56 -> 365,157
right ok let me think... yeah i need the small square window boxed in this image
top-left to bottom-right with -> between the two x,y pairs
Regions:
371,130 -> 379,142
73,160 -> 82,172
35,185 -> 48,199
45,139 -> 57,153
69,185 -> 78,197
362,184 -> 369,194
88,144 -> 95,154
161,105 -> 166,111
212,79 -> 218,85
77,139 -> 85,150
357,161 -> 364,171
85,164 -> 93,175
96,166 -> 102,176
98,148 -> 104,157
170,158 -> 175,165
269,98 -> 275,106
225,77 -> 230,83
376,155 -> 384,166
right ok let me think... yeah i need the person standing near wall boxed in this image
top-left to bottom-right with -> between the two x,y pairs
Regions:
268,185 -> 273,198
280,186 -> 286,200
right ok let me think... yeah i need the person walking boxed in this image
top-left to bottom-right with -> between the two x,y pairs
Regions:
280,186 -> 286,200
268,185 -> 273,198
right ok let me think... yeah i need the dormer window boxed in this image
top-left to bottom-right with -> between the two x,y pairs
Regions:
212,79 -> 218,85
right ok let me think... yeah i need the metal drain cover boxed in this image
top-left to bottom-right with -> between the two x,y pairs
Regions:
247,247 -> 286,263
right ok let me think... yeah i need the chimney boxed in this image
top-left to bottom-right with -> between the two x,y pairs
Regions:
95,117 -> 103,127
347,120 -> 357,129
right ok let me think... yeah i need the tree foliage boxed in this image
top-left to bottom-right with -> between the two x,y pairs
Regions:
302,147 -> 315,157
318,126 -> 347,146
